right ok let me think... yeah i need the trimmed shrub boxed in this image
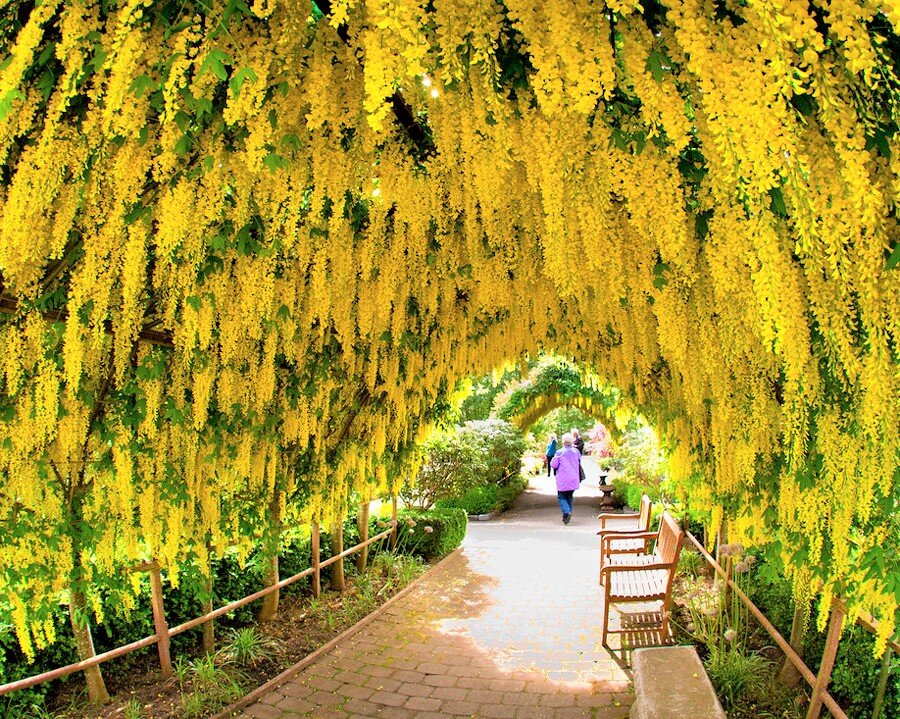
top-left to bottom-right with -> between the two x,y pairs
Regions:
437,485 -> 499,515
401,432 -> 487,510
395,507 -> 467,559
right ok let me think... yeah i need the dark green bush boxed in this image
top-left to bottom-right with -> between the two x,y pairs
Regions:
395,507 -> 467,559
496,476 -> 528,510
437,485 -> 499,515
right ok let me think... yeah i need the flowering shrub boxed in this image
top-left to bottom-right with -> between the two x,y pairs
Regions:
393,508 -> 467,560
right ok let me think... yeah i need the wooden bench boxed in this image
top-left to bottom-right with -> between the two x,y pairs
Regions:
630,646 -> 726,718
599,510 -> 683,646
597,493 -> 653,567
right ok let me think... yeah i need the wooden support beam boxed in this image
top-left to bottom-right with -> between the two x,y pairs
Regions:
0,294 -> 174,347
806,603 -> 845,719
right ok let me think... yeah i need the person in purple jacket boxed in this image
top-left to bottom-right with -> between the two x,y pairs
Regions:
550,433 -> 581,524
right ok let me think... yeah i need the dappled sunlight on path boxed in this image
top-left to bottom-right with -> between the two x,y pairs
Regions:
230,466 -> 632,718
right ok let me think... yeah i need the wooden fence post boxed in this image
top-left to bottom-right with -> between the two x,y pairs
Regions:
390,495 -> 398,550
147,563 -> 172,678
331,520 -> 345,591
311,521 -> 321,598
806,603 -> 845,719
357,502 -> 370,572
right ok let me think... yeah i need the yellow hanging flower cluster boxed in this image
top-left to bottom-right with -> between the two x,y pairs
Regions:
0,0 -> 897,660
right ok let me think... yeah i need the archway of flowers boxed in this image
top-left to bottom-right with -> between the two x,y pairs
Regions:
0,0 -> 898,697
495,357 -> 622,433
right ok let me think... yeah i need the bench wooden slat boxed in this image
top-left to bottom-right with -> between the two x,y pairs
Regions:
600,511 -> 684,648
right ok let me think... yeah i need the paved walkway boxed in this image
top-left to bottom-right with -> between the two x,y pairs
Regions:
235,458 -> 633,718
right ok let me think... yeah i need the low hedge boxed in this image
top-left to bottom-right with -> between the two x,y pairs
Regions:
395,507 -> 468,559
436,476 -> 528,516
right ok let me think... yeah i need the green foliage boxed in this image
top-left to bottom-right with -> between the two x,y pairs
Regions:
394,507 -> 467,559
678,549 -> 706,578
455,419 -> 526,485
705,646 -> 771,710
438,484 -> 499,515
401,431 -> 487,510
123,698 -> 144,719
615,421 -> 667,487
496,356 -> 619,431
530,406 -> 597,449
436,475 -> 528,515
217,626 -> 280,667
456,364 -> 527,422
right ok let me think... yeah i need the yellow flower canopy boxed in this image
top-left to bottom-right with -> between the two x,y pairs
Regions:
0,0 -> 898,657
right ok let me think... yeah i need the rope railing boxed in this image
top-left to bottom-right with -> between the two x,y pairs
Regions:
0,508 -> 398,698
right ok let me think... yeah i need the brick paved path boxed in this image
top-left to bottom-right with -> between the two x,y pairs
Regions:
234,461 -> 633,719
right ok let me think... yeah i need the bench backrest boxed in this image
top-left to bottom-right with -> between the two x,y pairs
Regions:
637,494 -> 652,531
656,511 -> 684,565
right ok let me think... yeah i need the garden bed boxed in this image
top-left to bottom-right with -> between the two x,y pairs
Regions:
670,548 -> 808,719
39,553 -> 427,719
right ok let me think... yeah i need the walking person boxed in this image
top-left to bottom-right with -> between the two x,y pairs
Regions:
545,432 -> 558,476
572,428 -> 585,455
550,433 -> 581,524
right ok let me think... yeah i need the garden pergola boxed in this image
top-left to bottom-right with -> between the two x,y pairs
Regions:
0,0 -> 897,702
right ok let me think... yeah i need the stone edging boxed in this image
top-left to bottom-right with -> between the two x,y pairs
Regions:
210,547 -> 464,719
467,511 -> 497,521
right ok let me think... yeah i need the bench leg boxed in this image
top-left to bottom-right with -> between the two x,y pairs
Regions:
602,587 -> 611,646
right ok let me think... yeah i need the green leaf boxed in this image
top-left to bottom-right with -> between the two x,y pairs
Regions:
198,49 -> 231,82
886,243 -> 900,270
262,151 -> 286,172
0,89 -> 25,122
646,49 -> 670,82
173,133 -> 193,156
185,295 -> 202,310
768,187 -> 788,217
129,74 -> 157,98
229,66 -> 258,98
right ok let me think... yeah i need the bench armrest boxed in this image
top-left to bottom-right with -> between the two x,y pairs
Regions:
598,512 -> 638,527
597,527 -> 648,537
598,531 -> 657,547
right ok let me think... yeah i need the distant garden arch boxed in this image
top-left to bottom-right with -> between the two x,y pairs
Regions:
496,358 -> 621,433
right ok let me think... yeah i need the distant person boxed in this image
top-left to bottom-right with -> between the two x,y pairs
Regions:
572,428 -> 585,455
550,433 -> 581,524
545,433 -> 558,476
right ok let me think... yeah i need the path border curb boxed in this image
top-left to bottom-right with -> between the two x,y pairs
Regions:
210,547 -> 464,719
467,511 -> 497,521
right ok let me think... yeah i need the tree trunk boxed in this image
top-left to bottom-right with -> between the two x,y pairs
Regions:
201,546 -> 215,655
68,587 -> 110,703
258,553 -> 280,622
258,491 -> 283,622
356,502 -> 370,573
779,603 -> 807,687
